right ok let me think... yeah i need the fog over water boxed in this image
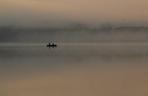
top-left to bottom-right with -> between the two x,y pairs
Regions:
1,0 -> 148,96
0,27 -> 148,76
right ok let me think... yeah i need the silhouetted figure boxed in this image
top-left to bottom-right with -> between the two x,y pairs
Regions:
46,42 -> 57,48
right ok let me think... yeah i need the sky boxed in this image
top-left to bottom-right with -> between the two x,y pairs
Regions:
0,0 -> 148,27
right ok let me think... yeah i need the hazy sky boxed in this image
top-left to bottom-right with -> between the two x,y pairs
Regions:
0,0 -> 148,27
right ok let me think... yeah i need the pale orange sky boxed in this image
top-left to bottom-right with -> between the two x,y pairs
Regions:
0,0 -> 148,26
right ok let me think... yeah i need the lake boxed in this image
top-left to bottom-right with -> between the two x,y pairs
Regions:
0,42 -> 148,75
1,42 -> 148,96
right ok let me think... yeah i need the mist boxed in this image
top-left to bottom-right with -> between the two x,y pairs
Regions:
0,0 -> 148,27
0,26 -> 148,43
1,0 -> 148,43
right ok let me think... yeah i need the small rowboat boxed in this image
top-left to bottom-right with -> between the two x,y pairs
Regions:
46,43 -> 57,48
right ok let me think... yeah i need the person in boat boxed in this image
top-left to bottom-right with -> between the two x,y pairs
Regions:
46,42 -> 57,48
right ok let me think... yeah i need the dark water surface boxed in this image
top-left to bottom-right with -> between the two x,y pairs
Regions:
0,43 -> 148,75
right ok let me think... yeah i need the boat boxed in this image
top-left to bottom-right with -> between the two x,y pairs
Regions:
46,42 -> 57,48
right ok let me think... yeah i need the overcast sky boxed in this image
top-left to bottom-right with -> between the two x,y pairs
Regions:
0,0 -> 148,27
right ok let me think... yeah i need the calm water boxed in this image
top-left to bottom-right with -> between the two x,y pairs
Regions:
1,43 -> 148,75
